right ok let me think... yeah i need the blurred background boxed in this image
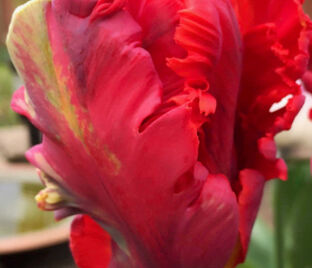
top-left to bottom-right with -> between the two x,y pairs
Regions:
0,1 -> 312,268
0,0 -> 75,267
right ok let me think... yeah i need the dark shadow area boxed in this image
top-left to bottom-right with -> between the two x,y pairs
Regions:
0,242 -> 76,268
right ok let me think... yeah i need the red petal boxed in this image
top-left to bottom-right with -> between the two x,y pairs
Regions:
8,2 -> 206,266
126,0 -> 186,99
234,0 -> 312,181
172,174 -> 239,268
303,70 -> 312,93
90,0 -> 126,21
70,215 -> 112,268
52,0 -> 97,18
167,0 -> 242,178
237,169 -> 265,262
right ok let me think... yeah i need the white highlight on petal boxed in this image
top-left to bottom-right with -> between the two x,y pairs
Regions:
269,94 -> 293,113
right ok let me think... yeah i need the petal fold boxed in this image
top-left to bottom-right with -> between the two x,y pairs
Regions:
172,174 -> 239,268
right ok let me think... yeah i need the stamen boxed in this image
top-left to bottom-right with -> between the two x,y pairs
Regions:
35,185 -> 64,210
34,169 -> 68,210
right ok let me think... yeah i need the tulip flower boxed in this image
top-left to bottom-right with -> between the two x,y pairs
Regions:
7,0 -> 312,267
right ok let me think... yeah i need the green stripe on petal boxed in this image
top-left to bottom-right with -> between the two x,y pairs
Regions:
7,0 -> 121,174
7,0 -> 88,142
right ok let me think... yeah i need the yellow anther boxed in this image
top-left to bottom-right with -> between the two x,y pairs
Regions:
34,169 -> 69,210
35,187 -> 64,210
45,191 -> 63,204
35,191 -> 48,203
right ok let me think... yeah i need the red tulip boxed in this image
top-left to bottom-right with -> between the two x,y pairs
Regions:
7,0 -> 312,267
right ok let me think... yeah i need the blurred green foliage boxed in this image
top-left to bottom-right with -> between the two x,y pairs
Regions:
14,0 -> 29,5
239,159 -> 312,268
0,57 -> 19,126
0,45 -> 10,64
274,159 -> 312,268
18,183 -> 55,233
237,217 -> 274,268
